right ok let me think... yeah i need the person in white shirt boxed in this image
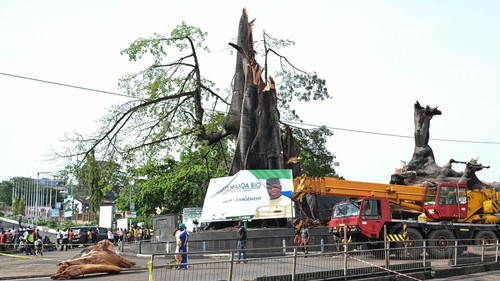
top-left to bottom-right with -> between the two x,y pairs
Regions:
107,229 -> 115,244
60,228 -> 69,251
56,229 -> 62,247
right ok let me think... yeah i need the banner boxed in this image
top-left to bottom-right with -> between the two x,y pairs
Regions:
199,170 -> 293,222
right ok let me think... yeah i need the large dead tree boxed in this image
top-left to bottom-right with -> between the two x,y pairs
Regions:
226,11 -> 294,175
62,9 -> 324,179
391,101 -> 500,190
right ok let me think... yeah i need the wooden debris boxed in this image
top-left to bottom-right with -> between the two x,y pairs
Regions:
51,240 -> 136,280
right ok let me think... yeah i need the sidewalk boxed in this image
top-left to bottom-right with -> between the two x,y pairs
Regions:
0,245 -> 149,280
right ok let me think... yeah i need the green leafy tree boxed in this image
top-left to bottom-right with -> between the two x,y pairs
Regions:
12,197 -> 19,215
115,135 -> 229,216
79,150 -> 103,213
295,126 -> 341,178
19,196 -> 26,216
0,180 -> 13,206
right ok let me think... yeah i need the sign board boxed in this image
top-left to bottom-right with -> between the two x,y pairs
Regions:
117,218 -> 128,230
199,169 -> 293,222
63,197 -> 73,219
99,205 -> 113,228
125,211 -> 137,218
182,207 -> 202,232
51,208 -> 60,218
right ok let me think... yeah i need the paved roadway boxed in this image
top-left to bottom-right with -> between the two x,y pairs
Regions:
0,244 -> 149,281
4,248 -> 500,281
0,219 -> 149,281
2,218 -> 500,280
432,272 -> 500,281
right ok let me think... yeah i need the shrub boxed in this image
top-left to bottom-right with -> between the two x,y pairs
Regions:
47,220 -> 59,229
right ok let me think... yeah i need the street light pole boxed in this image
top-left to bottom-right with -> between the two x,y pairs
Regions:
129,179 -> 133,231
35,172 -> 51,223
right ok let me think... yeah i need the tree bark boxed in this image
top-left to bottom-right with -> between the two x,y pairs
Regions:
226,9 -> 288,176
391,101 -> 500,190
51,240 -> 136,280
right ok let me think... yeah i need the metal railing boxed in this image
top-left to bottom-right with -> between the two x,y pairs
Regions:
148,239 -> 499,281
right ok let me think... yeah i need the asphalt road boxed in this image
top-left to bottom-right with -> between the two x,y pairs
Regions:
0,245 -> 149,281
2,218 -> 500,280
431,271 -> 500,281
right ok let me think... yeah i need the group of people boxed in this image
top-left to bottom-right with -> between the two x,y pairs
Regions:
0,227 -> 55,256
123,226 -> 153,242
55,228 -> 75,250
172,223 -> 189,270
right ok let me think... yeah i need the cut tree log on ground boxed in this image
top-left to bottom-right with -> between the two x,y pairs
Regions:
51,240 -> 136,280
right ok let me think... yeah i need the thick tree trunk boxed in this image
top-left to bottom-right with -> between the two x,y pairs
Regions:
406,101 -> 441,176
226,9 -> 290,176
391,101 -> 500,190
223,9 -> 248,137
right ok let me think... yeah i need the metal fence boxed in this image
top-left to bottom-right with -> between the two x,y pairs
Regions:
148,239 -> 499,281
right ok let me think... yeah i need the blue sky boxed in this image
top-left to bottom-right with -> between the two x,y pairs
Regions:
1,1 -> 500,184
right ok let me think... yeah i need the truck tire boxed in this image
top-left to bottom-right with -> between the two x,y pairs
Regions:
391,228 -> 423,259
474,230 -> 498,245
428,229 -> 455,259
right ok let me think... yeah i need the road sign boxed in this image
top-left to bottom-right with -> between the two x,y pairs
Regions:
125,211 -> 137,218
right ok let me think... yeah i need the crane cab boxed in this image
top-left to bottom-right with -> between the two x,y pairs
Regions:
329,197 -> 392,240
423,183 -> 468,221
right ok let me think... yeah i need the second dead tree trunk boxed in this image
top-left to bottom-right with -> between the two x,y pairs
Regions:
391,101 -> 499,190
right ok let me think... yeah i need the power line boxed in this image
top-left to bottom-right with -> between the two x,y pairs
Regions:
284,120 -> 500,145
3,70 -> 499,145
0,71 -> 137,100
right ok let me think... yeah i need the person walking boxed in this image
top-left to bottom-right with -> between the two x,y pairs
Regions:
300,226 -> 310,255
172,226 -> 182,265
177,223 -> 189,270
56,229 -> 61,248
236,221 -> 248,263
34,237 -> 43,257
60,228 -> 69,251
107,229 -> 115,244
5,229 -> 12,251
13,229 -> 20,250
0,231 -> 5,252
68,229 -> 74,249
26,230 -> 35,255
87,229 -> 93,244
117,229 -> 123,243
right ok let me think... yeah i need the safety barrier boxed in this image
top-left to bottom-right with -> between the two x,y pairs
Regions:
148,238 -> 499,281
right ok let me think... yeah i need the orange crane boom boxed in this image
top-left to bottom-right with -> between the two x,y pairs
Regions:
293,176 -> 425,212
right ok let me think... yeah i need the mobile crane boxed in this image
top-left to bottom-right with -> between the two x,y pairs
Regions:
292,176 -> 500,258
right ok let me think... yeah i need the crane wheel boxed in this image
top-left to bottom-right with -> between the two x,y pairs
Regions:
427,229 -> 455,259
474,230 -> 498,245
394,228 -> 423,259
